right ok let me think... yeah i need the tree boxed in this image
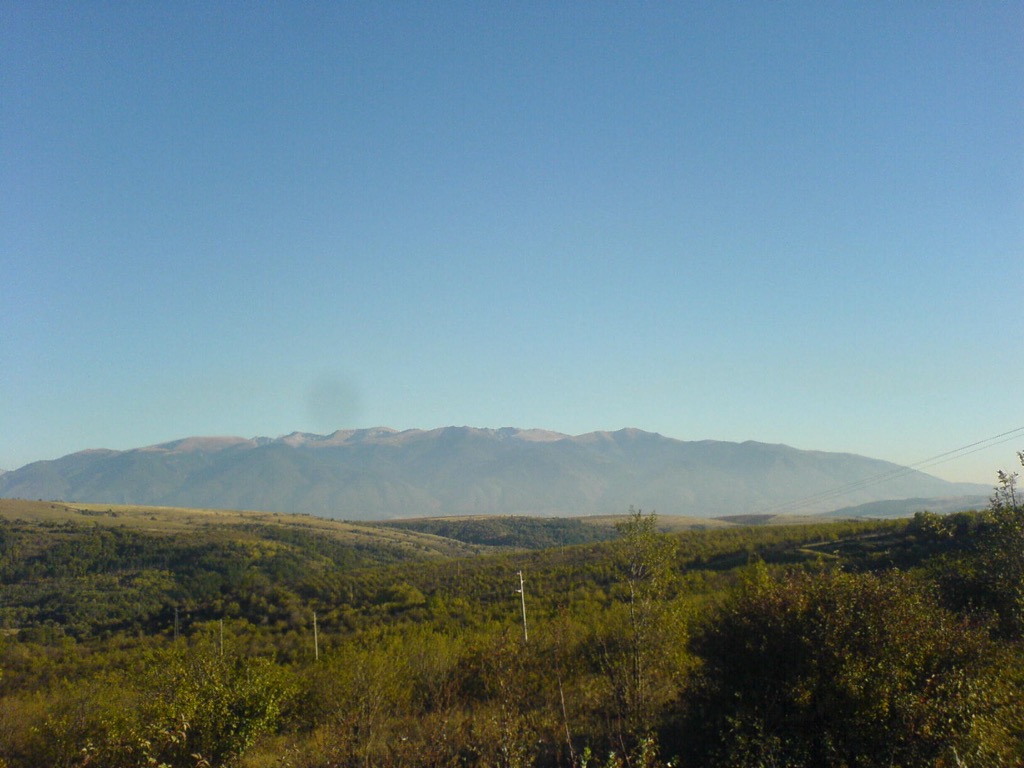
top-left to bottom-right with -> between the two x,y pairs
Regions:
913,452 -> 1024,639
681,566 -> 1012,767
981,450 -> 1024,637
136,639 -> 292,767
990,451 -> 1022,514
598,509 -> 685,753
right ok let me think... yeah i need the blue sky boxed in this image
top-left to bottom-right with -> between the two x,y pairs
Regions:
3,2 -> 1021,483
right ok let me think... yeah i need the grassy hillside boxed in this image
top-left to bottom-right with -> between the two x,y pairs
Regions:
0,499 -> 477,555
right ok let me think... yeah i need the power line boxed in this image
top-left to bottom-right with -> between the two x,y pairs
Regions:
906,427 -> 1024,473
757,426 -> 1024,516
770,427 -> 1024,514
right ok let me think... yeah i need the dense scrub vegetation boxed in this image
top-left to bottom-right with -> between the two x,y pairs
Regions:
1,455 -> 1022,767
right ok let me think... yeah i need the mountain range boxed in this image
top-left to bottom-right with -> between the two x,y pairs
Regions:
0,427 -> 990,520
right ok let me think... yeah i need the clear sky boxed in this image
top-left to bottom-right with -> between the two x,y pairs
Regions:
2,2 -> 1022,483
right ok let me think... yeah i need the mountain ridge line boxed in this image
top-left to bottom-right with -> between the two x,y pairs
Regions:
0,427 -> 990,520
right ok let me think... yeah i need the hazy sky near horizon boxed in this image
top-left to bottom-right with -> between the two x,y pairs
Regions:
3,2 -> 1022,483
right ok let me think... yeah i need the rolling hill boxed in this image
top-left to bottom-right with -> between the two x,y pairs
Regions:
0,427 -> 989,519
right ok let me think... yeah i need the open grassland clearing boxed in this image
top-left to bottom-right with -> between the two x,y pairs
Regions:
0,499 -> 484,559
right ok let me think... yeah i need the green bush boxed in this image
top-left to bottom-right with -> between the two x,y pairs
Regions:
679,566 -> 1017,767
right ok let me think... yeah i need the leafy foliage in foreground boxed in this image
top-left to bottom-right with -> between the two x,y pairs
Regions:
1,457 -> 1023,768
684,567 -> 1009,766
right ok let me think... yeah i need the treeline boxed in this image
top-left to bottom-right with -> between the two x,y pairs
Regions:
375,515 -> 620,549
1,459 -> 1023,767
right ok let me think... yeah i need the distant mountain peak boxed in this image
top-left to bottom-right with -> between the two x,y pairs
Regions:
498,428 -> 568,442
140,436 -> 254,453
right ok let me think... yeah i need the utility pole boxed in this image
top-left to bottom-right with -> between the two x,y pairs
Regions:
173,605 -> 179,642
219,619 -> 224,656
313,611 -> 319,661
515,570 -> 528,643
